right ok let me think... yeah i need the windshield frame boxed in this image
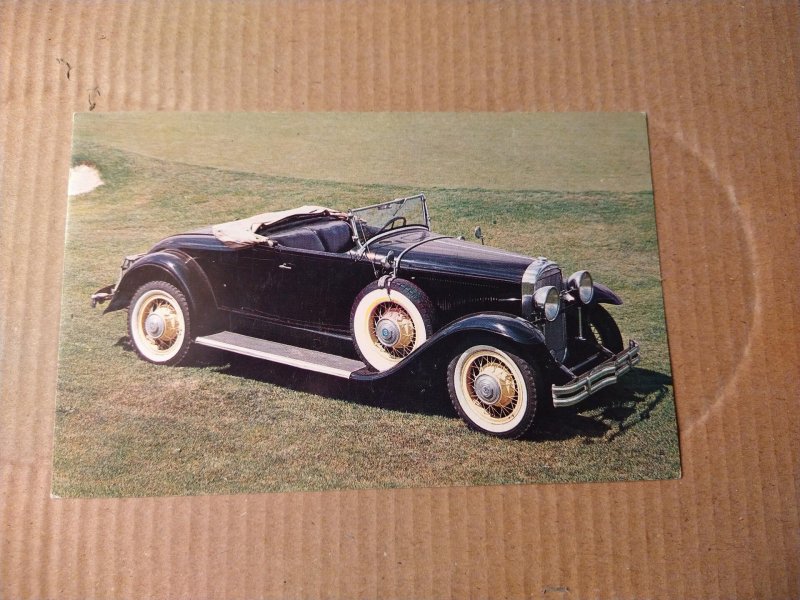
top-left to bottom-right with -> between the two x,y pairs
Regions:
348,194 -> 430,249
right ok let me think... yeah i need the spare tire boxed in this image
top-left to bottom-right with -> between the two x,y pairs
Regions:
350,278 -> 435,371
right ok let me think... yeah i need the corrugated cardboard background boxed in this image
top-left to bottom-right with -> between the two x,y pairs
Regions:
1,1 -> 797,597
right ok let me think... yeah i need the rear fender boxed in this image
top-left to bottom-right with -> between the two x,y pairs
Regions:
105,250 -> 219,329
350,312 -> 554,382
592,282 -> 623,305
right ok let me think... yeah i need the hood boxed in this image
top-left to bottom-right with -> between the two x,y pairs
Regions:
368,228 -> 536,283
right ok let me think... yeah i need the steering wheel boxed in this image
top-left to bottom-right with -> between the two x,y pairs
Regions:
377,216 -> 407,233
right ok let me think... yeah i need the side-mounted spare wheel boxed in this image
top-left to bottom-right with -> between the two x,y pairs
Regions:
448,343 -> 542,438
128,280 -> 193,365
350,278 -> 435,372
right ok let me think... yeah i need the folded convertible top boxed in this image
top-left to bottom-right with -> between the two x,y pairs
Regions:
212,205 -> 346,248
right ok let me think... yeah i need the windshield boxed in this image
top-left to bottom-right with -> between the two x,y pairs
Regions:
349,194 -> 429,245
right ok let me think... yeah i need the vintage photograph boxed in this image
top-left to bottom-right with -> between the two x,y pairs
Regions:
54,112 -> 679,497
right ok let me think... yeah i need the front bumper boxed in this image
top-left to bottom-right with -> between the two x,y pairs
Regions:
551,340 -> 640,407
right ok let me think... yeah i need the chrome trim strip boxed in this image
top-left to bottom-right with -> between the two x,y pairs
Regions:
551,340 -> 641,407
194,336 -> 360,379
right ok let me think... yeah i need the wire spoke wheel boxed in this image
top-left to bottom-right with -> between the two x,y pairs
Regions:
448,344 -> 540,438
351,279 -> 435,372
586,305 -> 623,354
138,295 -> 182,352
128,281 -> 192,365
460,349 -> 522,424
369,302 -> 417,360
588,321 -> 601,344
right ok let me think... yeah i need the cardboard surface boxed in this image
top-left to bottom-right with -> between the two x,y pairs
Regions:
1,1 -> 797,597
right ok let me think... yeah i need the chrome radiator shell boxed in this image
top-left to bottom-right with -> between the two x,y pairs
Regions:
522,259 -> 567,361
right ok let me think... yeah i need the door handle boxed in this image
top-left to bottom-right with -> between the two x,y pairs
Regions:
279,262 -> 293,270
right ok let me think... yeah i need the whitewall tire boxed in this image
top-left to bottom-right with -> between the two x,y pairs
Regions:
350,279 -> 435,372
447,344 -> 540,438
128,281 -> 193,365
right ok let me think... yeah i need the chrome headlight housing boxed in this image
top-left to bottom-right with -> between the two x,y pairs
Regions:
568,270 -> 594,304
533,285 -> 561,322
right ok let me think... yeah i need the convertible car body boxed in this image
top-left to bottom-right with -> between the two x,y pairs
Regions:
92,194 -> 640,438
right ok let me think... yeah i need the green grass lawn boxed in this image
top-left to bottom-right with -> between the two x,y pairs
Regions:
73,112 -> 653,193
53,116 -> 679,497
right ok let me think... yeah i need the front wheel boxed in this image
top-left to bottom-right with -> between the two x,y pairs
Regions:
128,281 -> 192,365
586,305 -> 623,353
447,344 -> 541,438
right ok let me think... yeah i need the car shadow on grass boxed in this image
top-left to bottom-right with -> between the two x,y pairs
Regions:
192,347 -> 455,418
186,345 -> 672,442
530,367 -> 673,442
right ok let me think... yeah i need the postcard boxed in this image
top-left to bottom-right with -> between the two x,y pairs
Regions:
54,112 -> 679,497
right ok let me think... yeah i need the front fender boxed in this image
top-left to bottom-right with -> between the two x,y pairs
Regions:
350,312 -> 553,382
105,250 -> 219,328
592,282 -> 623,305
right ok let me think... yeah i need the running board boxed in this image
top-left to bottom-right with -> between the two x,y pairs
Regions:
194,331 -> 367,379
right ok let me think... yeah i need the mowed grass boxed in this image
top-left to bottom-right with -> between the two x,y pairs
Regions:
53,139 -> 678,498
73,112 -> 653,193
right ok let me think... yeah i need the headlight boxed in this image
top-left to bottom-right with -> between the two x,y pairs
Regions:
533,285 -> 561,321
568,270 -> 594,304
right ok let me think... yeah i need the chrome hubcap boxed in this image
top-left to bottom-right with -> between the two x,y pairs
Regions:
142,303 -> 179,343
376,318 -> 401,346
145,313 -> 165,338
374,307 -> 415,349
474,373 -> 502,405
472,363 -> 516,408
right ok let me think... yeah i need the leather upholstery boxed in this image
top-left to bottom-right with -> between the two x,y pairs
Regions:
269,228 -> 326,252
312,220 -> 353,253
269,219 -> 353,253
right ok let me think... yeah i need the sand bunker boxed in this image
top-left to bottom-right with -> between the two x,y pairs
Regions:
68,164 -> 104,196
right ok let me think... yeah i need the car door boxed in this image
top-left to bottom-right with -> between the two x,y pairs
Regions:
269,246 -> 377,331
233,242 -> 284,317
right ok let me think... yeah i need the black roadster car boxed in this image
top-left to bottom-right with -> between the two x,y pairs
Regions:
92,194 -> 639,438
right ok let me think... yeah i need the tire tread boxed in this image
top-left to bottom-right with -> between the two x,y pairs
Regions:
350,278 -> 435,370
446,341 -> 541,439
588,305 -> 623,353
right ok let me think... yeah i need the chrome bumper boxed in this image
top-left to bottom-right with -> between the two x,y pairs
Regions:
551,340 -> 640,407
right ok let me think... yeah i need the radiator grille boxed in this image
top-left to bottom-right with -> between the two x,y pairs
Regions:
535,266 -> 563,292
535,265 -> 567,361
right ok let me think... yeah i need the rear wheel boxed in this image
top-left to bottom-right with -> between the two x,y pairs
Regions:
128,281 -> 192,365
447,343 -> 541,438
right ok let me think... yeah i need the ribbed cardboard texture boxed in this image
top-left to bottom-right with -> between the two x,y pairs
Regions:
1,1 -> 797,597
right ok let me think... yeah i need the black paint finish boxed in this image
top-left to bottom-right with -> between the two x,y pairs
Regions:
101,208 -> 625,378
